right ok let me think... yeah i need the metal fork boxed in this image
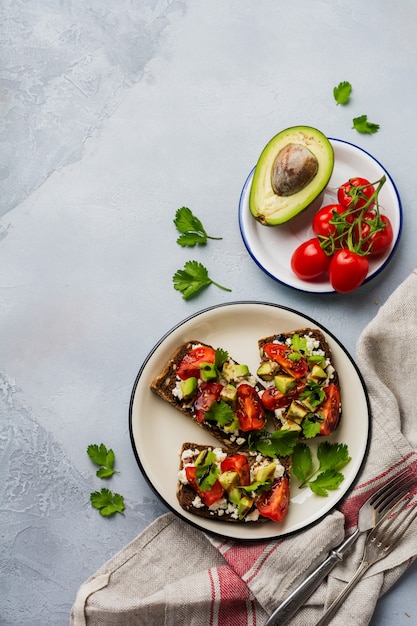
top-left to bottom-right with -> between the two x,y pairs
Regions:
264,469 -> 417,626
316,494 -> 417,626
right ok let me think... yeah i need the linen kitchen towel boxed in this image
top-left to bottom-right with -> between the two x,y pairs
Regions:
71,268 -> 417,626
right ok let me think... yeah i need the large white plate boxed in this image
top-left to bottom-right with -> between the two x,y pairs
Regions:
239,139 -> 402,293
129,302 -> 370,540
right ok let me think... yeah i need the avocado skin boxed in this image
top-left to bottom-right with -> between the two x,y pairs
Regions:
249,126 -> 334,226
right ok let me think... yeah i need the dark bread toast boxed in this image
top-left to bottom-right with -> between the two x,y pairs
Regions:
257,328 -> 341,437
150,341 -> 269,451
177,442 -> 291,523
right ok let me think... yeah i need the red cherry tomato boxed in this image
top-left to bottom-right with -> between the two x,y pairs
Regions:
363,215 -> 394,256
235,383 -> 266,432
194,381 -> 223,423
256,475 -> 290,522
177,345 -> 215,380
185,466 -> 224,506
260,381 -> 305,411
263,343 -> 308,380
337,177 -> 375,212
319,383 -> 341,435
312,203 -> 348,238
221,455 -> 250,486
329,249 -> 369,293
291,238 -> 331,281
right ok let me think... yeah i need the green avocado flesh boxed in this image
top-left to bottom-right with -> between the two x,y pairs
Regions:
249,126 -> 334,225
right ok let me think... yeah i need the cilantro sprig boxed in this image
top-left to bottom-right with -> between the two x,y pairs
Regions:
292,441 -> 351,496
87,443 -> 119,478
90,488 -> 125,516
173,260 -> 231,299
174,207 -> 222,247
352,115 -> 380,134
333,81 -> 352,105
248,428 -> 300,458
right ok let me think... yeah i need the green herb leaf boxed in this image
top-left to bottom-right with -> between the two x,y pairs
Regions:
333,81 -> 352,105
204,400 -> 236,426
309,469 -> 345,496
239,480 -> 271,495
173,260 -> 231,299
195,450 -> 220,490
174,207 -> 222,247
291,442 -> 313,483
316,441 -> 352,473
352,115 -> 380,134
302,416 -> 322,439
249,429 -> 300,458
215,348 -> 229,370
299,382 -> 326,410
90,488 -> 125,516
87,443 -> 118,479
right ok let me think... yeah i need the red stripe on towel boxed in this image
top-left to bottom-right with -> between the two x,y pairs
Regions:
209,565 -> 258,626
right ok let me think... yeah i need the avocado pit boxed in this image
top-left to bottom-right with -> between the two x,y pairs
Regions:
271,144 -> 319,196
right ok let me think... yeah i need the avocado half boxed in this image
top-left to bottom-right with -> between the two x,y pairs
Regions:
249,126 -> 334,225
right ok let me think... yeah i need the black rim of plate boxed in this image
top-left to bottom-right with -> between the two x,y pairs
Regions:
128,300 -> 372,541
238,138 -> 403,294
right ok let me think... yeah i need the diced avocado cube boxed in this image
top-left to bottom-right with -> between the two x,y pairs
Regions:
254,462 -> 276,483
200,362 -> 218,382
256,361 -> 277,381
274,374 -> 296,394
308,354 -> 326,368
222,362 -> 250,382
237,495 -> 254,518
222,416 -> 240,433
281,419 -> 302,432
228,486 -> 242,505
287,400 -> 309,423
218,470 -> 239,491
220,384 -> 237,406
180,377 -> 198,400
309,364 -> 327,381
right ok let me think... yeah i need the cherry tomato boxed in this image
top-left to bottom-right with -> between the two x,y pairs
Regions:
319,383 -> 341,435
362,215 -> 393,256
312,203 -> 348,238
260,381 -> 305,411
291,238 -> 331,281
256,475 -> 290,522
263,343 -> 308,380
328,249 -> 369,293
337,177 -> 375,212
235,383 -> 266,432
221,455 -> 250,486
185,466 -> 224,506
194,381 -> 223,423
177,345 -> 215,380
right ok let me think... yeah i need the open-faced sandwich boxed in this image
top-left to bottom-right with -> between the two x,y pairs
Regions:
257,328 -> 341,438
177,442 -> 291,523
150,341 -> 269,451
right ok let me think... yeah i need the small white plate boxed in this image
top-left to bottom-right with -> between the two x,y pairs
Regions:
239,139 -> 402,293
129,302 -> 370,540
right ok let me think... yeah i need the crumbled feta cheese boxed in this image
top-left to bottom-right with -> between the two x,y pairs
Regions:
236,437 -> 246,446
245,508 -> 260,522
192,495 -> 204,508
178,469 -> 188,485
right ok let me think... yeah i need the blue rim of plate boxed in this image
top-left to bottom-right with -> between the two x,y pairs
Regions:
238,138 -> 403,294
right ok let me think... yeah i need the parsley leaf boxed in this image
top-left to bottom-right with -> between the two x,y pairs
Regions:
215,348 -> 229,370
173,260 -> 231,299
302,416 -> 322,439
204,400 -> 236,426
248,428 -> 300,458
352,115 -> 380,134
174,207 -> 222,247
293,441 -> 351,495
333,81 -> 352,105
87,443 -> 118,478
90,488 -> 125,516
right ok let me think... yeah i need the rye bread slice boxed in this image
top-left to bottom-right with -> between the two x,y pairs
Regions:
177,442 -> 291,523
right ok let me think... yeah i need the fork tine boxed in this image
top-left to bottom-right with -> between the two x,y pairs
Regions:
371,470 -> 416,514
370,494 -> 417,551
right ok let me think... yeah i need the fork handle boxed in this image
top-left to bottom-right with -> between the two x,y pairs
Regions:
315,560 -> 371,626
264,529 -> 360,626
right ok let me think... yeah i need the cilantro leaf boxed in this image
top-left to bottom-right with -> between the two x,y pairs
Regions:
302,416 -> 322,439
333,81 -> 352,105
309,469 -> 345,497
90,488 -> 125,516
291,442 -> 313,484
87,443 -> 118,479
173,260 -> 231,299
300,382 -> 326,410
174,207 -> 222,247
352,115 -> 380,134
249,428 -> 300,458
215,348 -> 229,370
195,450 -> 220,490
204,400 -> 236,426
316,441 -> 352,472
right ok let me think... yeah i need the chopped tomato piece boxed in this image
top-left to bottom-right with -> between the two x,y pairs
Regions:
256,475 -> 290,522
235,383 -> 266,432
177,346 -> 216,380
262,343 -> 308,380
185,466 -> 224,506
260,381 -> 305,411
194,381 -> 223,423
319,383 -> 341,435
221,455 -> 250,486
